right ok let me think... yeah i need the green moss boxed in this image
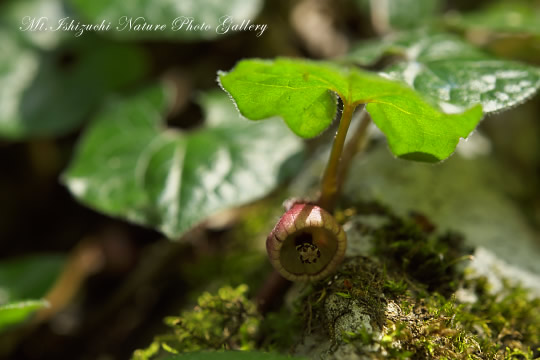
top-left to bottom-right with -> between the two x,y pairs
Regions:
383,279 -> 409,296
259,306 -> 304,352
372,215 -> 470,295
408,280 -> 539,359
137,202 -> 540,360
296,204 -> 540,360
335,279 -> 540,359
454,278 -> 540,358
132,285 -> 261,360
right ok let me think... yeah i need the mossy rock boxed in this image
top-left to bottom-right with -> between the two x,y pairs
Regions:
289,208 -> 540,359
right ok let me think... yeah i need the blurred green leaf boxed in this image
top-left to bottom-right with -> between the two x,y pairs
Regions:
68,0 -> 264,41
0,300 -> 48,332
0,254 -> 64,332
446,1 -> 540,36
0,0 -> 68,50
346,29 -> 486,66
63,86 -> 303,239
0,254 -> 64,304
0,32 -> 149,139
355,0 -> 441,30
219,58 -> 482,162
161,352 -> 308,360
347,31 -> 540,113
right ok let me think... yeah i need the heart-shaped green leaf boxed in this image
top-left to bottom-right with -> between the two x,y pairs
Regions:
63,86 -> 303,239
219,58 -> 482,162
347,31 -> 540,113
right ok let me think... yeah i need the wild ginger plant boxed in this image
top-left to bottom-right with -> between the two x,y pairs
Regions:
217,31 -> 540,280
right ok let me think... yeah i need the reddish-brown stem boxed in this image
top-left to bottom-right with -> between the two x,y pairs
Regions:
255,270 -> 291,314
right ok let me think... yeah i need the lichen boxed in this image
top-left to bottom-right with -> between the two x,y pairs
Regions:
301,256 -> 387,340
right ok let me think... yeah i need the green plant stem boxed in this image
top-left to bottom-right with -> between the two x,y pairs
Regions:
337,108 -> 370,191
318,101 -> 356,212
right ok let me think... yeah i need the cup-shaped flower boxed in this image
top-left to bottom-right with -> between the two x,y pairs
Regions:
266,203 -> 347,281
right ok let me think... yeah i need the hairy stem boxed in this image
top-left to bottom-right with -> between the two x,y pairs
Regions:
317,101 -> 356,212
